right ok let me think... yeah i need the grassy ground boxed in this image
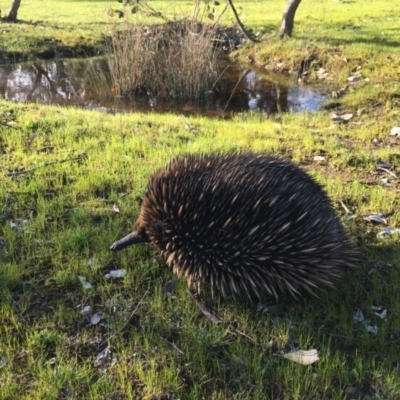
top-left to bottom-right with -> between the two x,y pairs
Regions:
0,0 -> 399,62
1,0 -> 400,399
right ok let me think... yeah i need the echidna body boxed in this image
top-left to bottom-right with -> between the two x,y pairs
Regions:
111,152 -> 357,300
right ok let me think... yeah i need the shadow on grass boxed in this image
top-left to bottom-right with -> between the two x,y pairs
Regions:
298,30 -> 400,49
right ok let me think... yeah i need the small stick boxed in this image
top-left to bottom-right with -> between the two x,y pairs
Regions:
160,337 -> 184,356
101,289 -> 149,346
7,155 -> 86,177
227,0 -> 260,43
377,166 -> 398,179
187,290 -> 258,345
223,69 -> 249,112
339,200 -> 350,214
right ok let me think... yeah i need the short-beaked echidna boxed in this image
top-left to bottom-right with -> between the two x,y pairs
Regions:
111,152 -> 357,300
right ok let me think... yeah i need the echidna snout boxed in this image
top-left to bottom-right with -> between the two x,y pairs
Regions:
111,152 -> 357,300
110,231 -> 143,251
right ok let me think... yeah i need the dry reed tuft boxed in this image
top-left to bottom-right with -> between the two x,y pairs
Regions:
108,7 -> 225,105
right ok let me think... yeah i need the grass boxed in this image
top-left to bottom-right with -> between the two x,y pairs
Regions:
1,101 -> 400,399
0,0 -> 400,399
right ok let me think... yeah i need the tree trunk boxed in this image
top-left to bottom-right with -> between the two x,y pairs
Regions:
4,0 -> 22,22
278,0 -> 301,38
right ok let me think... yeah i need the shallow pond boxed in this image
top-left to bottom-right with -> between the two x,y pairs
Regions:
0,58 -> 328,117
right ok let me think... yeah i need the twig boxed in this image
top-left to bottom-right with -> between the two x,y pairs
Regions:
187,290 -> 258,345
212,0 -> 230,29
160,336 -> 184,356
223,69 -> 250,112
212,55 -> 240,89
187,290 -> 222,324
142,3 -> 170,23
228,325 -> 258,345
101,289 -> 149,346
377,166 -> 398,179
227,0 -> 260,43
339,200 -> 350,214
7,154 -> 87,177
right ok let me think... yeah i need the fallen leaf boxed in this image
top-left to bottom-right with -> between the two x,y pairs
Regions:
381,178 -> 392,186
377,227 -> 400,239
345,386 -> 361,400
376,161 -> 392,169
283,349 -> 319,365
80,305 -> 91,315
354,308 -> 364,323
162,279 -> 177,296
316,68 -> 328,79
373,309 -> 387,320
90,312 -> 102,325
198,303 -> 222,324
105,269 -> 126,279
94,346 -> 117,371
78,276 -> 92,289
364,214 -> 387,224
0,356 -> 8,369
364,323 -> 378,334
330,113 -> 353,123
342,113 -> 353,121
390,126 -> 400,136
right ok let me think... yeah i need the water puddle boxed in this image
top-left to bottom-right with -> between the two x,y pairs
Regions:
0,58 -> 328,117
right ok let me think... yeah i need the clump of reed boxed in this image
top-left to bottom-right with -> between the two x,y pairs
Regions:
108,4 -> 226,105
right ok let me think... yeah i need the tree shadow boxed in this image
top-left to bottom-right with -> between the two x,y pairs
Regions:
314,35 -> 400,49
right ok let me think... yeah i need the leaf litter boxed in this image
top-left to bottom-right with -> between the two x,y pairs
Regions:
105,269 -> 126,279
283,349 -> 319,365
389,126 -> 400,136
353,306 -> 386,335
94,346 -> 117,371
78,276 -> 92,289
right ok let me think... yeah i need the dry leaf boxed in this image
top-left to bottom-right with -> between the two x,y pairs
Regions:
162,279 -> 177,296
364,323 -> 378,334
330,113 -> 353,123
283,349 -> 319,365
105,269 -> 126,279
0,356 -> 8,369
80,305 -> 91,315
354,309 -> 364,323
364,214 -> 387,224
198,303 -> 222,324
373,309 -> 387,319
94,346 -> 117,371
78,276 -> 92,289
390,126 -> 400,136
377,227 -> 400,239
90,312 -> 102,325
376,161 -> 392,169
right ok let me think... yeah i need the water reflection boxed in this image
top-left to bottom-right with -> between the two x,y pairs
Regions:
0,58 -> 328,116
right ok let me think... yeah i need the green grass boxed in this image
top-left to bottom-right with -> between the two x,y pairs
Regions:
1,0 -> 399,62
1,99 -> 400,399
1,0 -> 400,398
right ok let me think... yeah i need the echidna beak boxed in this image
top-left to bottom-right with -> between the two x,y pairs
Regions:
110,231 -> 141,251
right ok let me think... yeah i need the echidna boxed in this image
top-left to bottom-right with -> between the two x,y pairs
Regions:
111,152 -> 357,300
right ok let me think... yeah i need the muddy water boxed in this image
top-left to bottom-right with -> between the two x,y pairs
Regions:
0,58 -> 328,117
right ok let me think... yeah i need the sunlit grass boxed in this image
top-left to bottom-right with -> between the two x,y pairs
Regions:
1,0 -> 400,398
1,95 -> 400,398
